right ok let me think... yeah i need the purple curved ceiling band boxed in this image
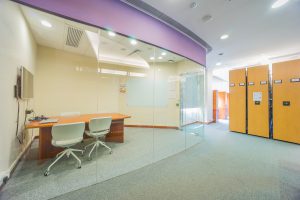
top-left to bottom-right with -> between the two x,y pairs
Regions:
14,0 -> 206,66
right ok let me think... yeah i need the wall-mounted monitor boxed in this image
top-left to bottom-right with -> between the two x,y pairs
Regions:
21,66 -> 34,99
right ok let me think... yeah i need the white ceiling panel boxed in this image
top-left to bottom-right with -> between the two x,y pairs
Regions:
141,0 -> 300,70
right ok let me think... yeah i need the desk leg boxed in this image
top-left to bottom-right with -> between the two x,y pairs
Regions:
105,119 -> 124,143
39,127 -> 63,160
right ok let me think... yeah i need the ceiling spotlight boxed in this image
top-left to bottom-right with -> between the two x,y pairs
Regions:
161,52 -> 167,56
158,56 -> 163,60
150,57 -> 155,60
271,0 -> 289,8
216,62 -> 222,66
41,20 -> 52,28
220,34 -> 229,40
130,39 -> 138,45
218,53 -> 224,56
108,31 -> 116,37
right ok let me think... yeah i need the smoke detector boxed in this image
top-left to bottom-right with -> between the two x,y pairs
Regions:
202,14 -> 213,23
190,2 -> 198,9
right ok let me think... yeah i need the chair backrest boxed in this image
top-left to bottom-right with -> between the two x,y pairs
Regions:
52,122 -> 85,142
89,117 -> 112,133
60,112 -> 81,117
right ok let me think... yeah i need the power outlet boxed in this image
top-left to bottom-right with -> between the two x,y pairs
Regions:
14,85 -> 18,98
2,176 -> 8,184
25,109 -> 34,115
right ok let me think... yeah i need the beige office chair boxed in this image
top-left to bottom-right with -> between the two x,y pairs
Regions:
44,122 -> 85,176
85,117 -> 112,160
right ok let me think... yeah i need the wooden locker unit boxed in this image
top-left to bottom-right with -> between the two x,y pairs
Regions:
273,59 -> 300,144
229,68 -> 247,133
218,91 -> 228,120
213,90 -> 218,122
247,65 -> 269,138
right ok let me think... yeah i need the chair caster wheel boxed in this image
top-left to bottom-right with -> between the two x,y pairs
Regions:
88,157 -> 92,161
44,171 -> 50,176
77,165 -> 81,169
109,150 -> 113,154
81,151 -> 85,156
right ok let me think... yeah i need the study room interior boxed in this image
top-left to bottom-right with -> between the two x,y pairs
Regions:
2,0 -> 300,200
0,2 -> 205,199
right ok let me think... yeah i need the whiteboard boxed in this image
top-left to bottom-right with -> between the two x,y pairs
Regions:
126,77 -> 168,107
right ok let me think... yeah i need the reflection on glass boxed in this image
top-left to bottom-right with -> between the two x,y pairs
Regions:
153,48 -> 206,161
180,59 -> 205,147
92,29 -> 155,183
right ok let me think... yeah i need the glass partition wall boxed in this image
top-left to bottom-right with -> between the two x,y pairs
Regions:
2,3 -> 205,200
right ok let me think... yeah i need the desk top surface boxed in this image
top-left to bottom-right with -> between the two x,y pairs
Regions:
26,113 -> 131,129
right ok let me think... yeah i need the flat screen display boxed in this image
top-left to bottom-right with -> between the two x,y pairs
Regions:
21,66 -> 33,99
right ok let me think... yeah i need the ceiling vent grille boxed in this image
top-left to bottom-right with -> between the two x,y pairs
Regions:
66,26 -> 83,48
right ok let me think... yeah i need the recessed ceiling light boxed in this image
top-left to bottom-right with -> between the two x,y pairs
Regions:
271,0 -> 289,8
108,31 -> 116,37
220,34 -> 229,40
216,62 -> 222,66
41,20 -> 52,28
130,39 -> 137,45
161,52 -> 167,56
150,57 -> 155,60
158,56 -> 163,60
218,53 -> 224,56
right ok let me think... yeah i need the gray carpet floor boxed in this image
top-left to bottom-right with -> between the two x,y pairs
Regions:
50,121 -> 300,200
0,126 -> 203,200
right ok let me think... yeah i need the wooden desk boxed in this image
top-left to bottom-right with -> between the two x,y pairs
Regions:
26,113 -> 130,160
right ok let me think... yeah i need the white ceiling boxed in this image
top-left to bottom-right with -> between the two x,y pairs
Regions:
21,5 -> 184,68
141,0 -> 300,71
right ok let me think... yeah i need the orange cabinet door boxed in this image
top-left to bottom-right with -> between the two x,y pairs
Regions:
247,65 -> 269,138
229,69 -> 246,133
273,59 -> 300,144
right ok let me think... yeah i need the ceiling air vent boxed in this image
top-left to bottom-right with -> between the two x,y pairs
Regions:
127,49 -> 141,56
66,26 -> 83,48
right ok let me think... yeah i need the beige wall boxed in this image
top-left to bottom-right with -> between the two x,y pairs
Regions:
34,46 -> 120,116
35,46 -> 181,127
0,0 -> 37,182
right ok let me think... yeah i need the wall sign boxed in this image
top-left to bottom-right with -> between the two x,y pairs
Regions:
253,92 -> 262,102
260,81 -> 267,85
274,80 -> 282,84
290,78 -> 300,83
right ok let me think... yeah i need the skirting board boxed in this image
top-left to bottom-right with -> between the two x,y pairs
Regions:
0,135 -> 37,191
125,125 -> 179,130
181,121 -> 214,127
